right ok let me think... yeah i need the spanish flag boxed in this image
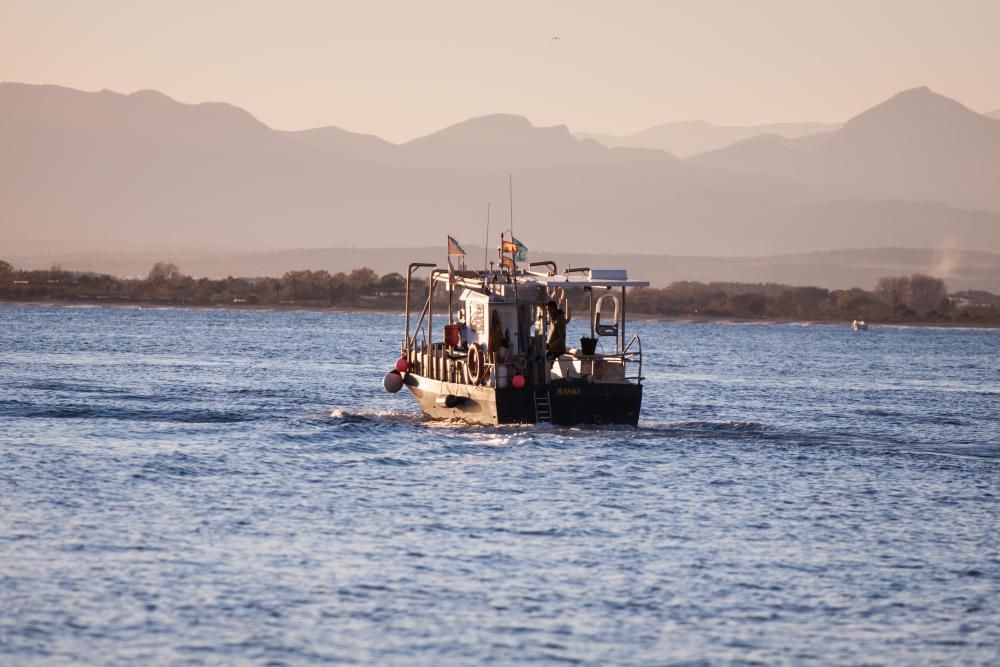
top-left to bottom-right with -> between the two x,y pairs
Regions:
505,237 -> 528,262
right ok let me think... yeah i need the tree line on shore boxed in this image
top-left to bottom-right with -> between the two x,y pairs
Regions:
626,274 -> 999,323
1,260 -> 998,324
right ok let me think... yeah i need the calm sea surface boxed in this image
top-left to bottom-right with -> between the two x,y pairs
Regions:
1,305 -> 998,665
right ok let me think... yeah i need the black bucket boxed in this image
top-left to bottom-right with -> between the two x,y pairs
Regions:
580,337 -> 597,355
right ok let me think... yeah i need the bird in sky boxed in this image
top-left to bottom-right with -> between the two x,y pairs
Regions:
550,36 -> 561,40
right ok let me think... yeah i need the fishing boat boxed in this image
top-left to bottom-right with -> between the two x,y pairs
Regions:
381,234 -> 649,426
851,319 -> 869,331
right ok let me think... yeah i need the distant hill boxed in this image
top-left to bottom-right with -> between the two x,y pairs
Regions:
986,109 -> 1000,120
691,87 -> 1000,212
285,113 -> 674,168
579,121 -> 840,158
3,82 -> 1000,259
280,125 -> 399,164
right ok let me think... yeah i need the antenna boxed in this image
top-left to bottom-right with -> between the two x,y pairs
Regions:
484,203 -> 491,272
508,173 -> 514,241
508,174 -> 519,298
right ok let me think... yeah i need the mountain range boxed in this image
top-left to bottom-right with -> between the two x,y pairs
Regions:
284,114 -> 670,169
577,121 -> 840,159
2,82 -> 999,272
690,88 -> 1000,213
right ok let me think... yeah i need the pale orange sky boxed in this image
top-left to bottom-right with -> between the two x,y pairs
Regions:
2,0 -> 998,142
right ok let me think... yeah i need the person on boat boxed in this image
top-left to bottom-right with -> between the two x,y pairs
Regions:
489,309 -> 507,363
546,300 -> 566,360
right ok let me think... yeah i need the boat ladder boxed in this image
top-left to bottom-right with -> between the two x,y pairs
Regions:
534,390 -> 552,424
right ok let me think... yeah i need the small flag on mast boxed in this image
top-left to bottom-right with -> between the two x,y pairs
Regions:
447,236 -> 466,270
513,238 -> 528,262
502,237 -> 528,262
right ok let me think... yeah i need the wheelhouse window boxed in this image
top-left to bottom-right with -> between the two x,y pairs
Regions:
468,302 -> 485,333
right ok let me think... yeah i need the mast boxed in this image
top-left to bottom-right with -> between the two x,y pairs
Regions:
484,203 -> 491,273
508,173 -> 514,256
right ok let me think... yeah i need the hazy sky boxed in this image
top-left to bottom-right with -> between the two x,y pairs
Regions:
3,0 -> 998,142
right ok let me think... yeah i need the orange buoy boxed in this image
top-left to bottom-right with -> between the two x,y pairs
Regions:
443,324 -> 461,347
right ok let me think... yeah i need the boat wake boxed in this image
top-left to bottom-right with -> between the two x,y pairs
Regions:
326,408 -> 425,425
315,410 -> 1000,460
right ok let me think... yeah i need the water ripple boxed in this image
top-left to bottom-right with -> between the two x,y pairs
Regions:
1,306 -> 998,665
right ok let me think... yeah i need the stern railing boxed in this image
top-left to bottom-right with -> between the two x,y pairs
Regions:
622,334 -> 643,383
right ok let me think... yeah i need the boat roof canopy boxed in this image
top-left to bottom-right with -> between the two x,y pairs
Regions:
432,268 -> 650,289
523,270 -> 650,288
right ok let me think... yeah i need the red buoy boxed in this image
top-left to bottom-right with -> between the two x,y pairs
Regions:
443,324 -> 461,347
512,374 -> 526,389
395,357 -> 409,373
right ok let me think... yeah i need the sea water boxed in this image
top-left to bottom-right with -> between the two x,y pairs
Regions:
1,305 -> 998,665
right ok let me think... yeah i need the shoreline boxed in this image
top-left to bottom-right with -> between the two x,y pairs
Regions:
0,297 -> 398,313
3,298 -> 999,329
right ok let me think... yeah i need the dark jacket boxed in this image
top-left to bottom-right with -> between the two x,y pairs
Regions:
546,309 -> 567,357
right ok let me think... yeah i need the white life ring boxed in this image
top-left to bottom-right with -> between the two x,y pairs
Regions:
467,343 -> 485,385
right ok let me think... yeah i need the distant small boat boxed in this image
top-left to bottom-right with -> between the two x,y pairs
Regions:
851,319 -> 868,331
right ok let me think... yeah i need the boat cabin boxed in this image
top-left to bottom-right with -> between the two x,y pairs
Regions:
401,263 -> 647,387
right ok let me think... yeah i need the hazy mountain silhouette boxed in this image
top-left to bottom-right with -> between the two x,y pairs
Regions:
986,109 -> 1000,120
2,82 -> 999,261
691,87 -> 1000,212
579,121 -> 840,158
281,125 -> 398,164
1,82 -> 387,250
287,113 -> 674,168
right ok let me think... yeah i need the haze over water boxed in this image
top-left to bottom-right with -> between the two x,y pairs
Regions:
2,306 -> 998,664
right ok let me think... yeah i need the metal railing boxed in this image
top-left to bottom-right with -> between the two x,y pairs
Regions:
403,262 -> 436,354
622,334 -> 643,383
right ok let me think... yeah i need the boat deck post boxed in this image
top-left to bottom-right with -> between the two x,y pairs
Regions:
404,262 -> 435,354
